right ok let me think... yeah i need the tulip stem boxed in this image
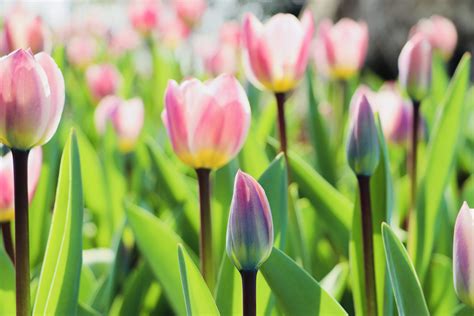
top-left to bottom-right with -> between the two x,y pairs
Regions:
12,149 -> 30,316
240,270 -> 257,316
275,92 -> 288,157
357,175 -> 378,316
409,100 -> 421,220
1,222 -> 15,264
196,168 -> 214,290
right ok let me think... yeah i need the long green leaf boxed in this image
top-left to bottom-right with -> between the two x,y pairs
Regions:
260,247 -> 347,316
178,245 -> 220,315
425,254 -> 458,315
0,247 -> 15,314
409,53 -> 471,280
382,223 -> 429,316
33,130 -> 84,315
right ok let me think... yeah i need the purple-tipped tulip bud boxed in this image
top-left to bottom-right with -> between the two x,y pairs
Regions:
453,202 -> 474,307
398,34 -> 432,101
226,170 -> 273,271
347,94 -> 380,176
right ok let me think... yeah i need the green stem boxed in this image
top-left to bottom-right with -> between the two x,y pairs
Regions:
409,100 -> 421,220
1,221 -> 15,264
196,168 -> 214,290
275,92 -> 288,158
357,175 -> 378,316
240,270 -> 257,316
12,149 -> 30,316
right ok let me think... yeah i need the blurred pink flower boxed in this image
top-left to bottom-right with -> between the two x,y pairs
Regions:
66,35 -> 98,68
129,0 -> 161,34
162,74 -> 250,169
86,64 -> 122,101
0,146 -> 42,222
242,10 -> 314,92
410,15 -> 457,60
173,0 -> 207,28
0,49 -> 65,150
313,18 -> 368,79
95,96 -> 145,152
109,28 -> 141,56
398,33 -> 432,101
1,6 -> 52,54
219,21 -> 241,47
157,11 -> 191,49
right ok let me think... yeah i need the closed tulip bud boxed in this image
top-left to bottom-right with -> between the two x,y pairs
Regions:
162,74 -> 250,170
86,64 -> 122,101
95,96 -> 145,153
410,15 -> 457,60
242,10 -> 314,93
173,0 -> 207,28
314,18 -> 368,80
129,0 -> 160,34
66,35 -> 98,68
2,6 -> 52,54
347,94 -> 380,176
398,34 -> 432,101
453,202 -> 474,307
226,170 -> 273,271
0,49 -> 65,150
0,146 -> 42,222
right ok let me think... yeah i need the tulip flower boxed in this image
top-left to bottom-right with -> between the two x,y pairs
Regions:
242,10 -> 314,93
109,28 -> 141,57
157,11 -> 191,49
314,18 -> 369,79
0,49 -> 65,150
453,202 -> 474,307
226,170 -> 273,316
129,0 -> 161,34
1,6 -> 52,54
398,33 -> 432,102
226,170 -> 274,272
410,15 -> 457,60
347,94 -> 380,177
0,147 -> 42,223
173,0 -> 207,28
162,74 -> 250,170
163,74 -> 250,289
66,35 -> 98,68
86,64 -> 122,101
95,96 -> 145,152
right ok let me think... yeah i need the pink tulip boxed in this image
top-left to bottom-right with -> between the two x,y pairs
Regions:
0,49 -> 65,150
0,146 -> 42,222
94,96 -> 145,152
351,84 -> 413,144
66,35 -> 98,68
314,18 -> 368,79
162,74 -> 250,169
173,0 -> 207,27
129,0 -> 161,34
1,6 -> 51,54
410,15 -> 457,59
398,33 -> 432,101
157,11 -> 191,49
453,202 -> 474,307
109,28 -> 141,57
242,10 -> 314,92
219,22 -> 242,47
203,44 -> 240,76
86,64 -> 122,101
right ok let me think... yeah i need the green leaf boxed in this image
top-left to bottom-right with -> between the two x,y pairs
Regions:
260,247 -> 347,316
409,53 -> 471,280
33,130 -> 84,315
288,151 -> 352,254
306,68 -> 337,185
0,247 -> 15,314
425,254 -> 458,316
382,223 -> 429,316
239,127 -> 270,178
320,262 -> 349,301
178,245 -> 220,315
126,203 -> 194,316
119,261 -> 154,316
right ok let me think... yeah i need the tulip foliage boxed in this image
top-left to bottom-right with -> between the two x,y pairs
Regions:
0,3 -> 473,316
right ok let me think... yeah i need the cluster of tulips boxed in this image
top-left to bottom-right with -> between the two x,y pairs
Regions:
0,1 -> 473,315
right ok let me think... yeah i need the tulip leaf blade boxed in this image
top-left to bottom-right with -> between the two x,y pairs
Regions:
33,130 -> 84,315
126,203 -> 196,316
178,245 -> 220,316
382,223 -> 429,316
409,53 -> 471,280
260,247 -> 348,316
0,246 -> 15,314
